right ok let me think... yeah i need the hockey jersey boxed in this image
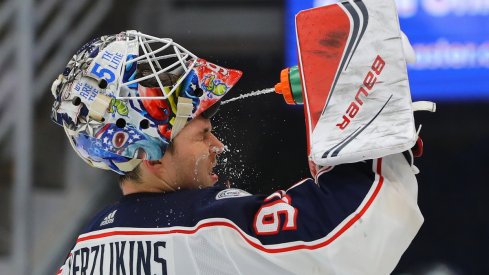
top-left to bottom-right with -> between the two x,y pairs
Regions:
57,153 -> 423,275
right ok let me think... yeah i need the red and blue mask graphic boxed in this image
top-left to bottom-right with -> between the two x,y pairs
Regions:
51,31 -> 242,175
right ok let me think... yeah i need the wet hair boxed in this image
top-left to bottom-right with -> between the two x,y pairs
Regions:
136,63 -> 181,88
119,163 -> 142,185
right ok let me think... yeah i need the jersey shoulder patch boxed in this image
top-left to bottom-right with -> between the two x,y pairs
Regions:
215,188 -> 251,200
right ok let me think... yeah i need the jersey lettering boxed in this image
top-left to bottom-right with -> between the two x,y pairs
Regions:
69,240 -> 168,274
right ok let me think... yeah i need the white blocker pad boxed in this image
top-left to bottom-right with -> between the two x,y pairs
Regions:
296,0 -> 416,167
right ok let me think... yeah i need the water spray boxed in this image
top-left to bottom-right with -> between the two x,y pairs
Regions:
221,65 -> 304,105
221,88 -> 276,105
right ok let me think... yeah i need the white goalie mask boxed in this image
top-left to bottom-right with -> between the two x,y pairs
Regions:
51,30 -> 242,174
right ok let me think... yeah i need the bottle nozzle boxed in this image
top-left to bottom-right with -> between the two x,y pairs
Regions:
274,66 -> 303,105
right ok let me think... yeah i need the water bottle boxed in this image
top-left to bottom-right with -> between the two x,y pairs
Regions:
274,66 -> 303,105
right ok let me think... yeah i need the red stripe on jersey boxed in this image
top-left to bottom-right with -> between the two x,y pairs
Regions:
77,159 -> 384,253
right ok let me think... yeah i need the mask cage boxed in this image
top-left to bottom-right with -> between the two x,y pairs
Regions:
116,30 -> 198,101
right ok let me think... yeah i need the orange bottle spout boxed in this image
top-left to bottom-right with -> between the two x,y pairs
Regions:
274,66 -> 303,105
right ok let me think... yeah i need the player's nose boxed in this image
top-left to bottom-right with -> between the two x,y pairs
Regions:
209,133 -> 224,154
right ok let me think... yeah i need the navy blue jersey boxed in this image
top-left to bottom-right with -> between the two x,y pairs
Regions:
58,155 -> 423,275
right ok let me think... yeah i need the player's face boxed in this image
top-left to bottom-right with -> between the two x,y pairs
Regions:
166,116 -> 224,189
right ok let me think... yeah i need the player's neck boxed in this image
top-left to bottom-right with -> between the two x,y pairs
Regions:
121,167 -> 177,195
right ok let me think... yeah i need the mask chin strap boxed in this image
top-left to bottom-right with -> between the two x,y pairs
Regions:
171,97 -> 194,140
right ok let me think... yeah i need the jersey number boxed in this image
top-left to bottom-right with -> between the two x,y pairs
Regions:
253,195 -> 298,235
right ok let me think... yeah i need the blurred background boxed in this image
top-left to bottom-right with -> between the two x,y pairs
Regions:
0,0 -> 488,274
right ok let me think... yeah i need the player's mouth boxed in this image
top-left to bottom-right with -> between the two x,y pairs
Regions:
209,160 -> 218,182
210,172 -> 218,182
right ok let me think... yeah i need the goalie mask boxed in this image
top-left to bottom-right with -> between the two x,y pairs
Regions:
51,30 -> 242,174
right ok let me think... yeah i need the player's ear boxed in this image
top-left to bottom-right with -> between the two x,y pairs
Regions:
141,160 -> 163,173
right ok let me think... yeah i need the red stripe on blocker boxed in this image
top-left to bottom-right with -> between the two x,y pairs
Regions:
77,159 -> 384,253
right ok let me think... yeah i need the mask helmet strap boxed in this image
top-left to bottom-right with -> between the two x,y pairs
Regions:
170,97 -> 194,140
